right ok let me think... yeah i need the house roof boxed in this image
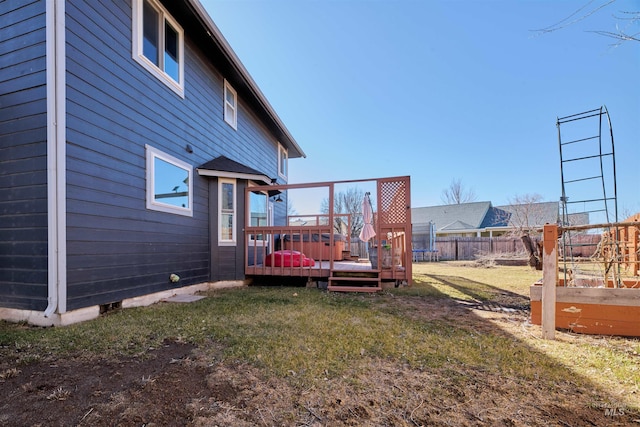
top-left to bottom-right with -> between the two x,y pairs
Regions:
480,206 -> 511,229
196,156 -> 272,184
165,1 -> 305,159
495,201 -> 560,228
412,202 -> 492,232
412,200 -> 589,234
441,220 -> 475,231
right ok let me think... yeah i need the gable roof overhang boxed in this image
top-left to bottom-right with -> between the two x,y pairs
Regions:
162,0 -> 306,159
440,220 -> 475,231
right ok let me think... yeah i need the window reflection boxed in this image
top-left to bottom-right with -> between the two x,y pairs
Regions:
153,157 -> 189,208
250,192 -> 267,226
250,192 -> 268,241
142,1 -> 159,66
220,181 -> 235,243
164,21 -> 179,81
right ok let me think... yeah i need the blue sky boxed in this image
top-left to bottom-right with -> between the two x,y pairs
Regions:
201,0 -> 639,219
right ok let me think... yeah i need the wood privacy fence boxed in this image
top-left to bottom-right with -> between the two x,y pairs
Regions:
434,235 -> 601,261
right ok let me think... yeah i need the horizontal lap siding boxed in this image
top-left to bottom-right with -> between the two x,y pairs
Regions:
64,0 -> 282,307
0,1 -> 48,310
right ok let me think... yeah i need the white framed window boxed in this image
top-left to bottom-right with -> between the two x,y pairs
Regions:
146,145 -> 193,216
132,0 -> 184,97
278,144 -> 288,179
224,79 -> 237,129
218,178 -> 236,245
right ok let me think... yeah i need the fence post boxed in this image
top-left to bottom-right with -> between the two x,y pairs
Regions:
455,238 -> 458,261
542,224 -> 558,340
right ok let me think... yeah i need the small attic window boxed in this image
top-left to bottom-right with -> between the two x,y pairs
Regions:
278,144 -> 288,179
224,80 -> 237,129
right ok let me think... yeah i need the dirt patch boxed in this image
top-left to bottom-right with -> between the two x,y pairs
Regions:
1,296 -> 637,426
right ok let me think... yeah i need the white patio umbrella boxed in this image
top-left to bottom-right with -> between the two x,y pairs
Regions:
359,193 -> 376,242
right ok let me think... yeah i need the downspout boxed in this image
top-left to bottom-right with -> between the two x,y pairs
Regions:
44,0 -> 67,317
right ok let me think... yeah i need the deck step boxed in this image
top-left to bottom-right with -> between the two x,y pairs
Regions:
328,275 -> 382,292
332,271 -> 379,278
327,285 -> 382,293
330,276 -> 380,282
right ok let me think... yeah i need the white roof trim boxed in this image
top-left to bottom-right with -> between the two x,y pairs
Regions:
196,168 -> 271,183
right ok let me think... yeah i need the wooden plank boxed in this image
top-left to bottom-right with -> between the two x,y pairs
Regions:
556,287 -> 640,306
531,285 -> 640,307
530,300 -> 640,337
542,224 -> 558,339
327,286 -> 381,293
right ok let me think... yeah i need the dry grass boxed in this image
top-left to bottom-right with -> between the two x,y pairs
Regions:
413,262 -> 640,406
0,261 -> 638,425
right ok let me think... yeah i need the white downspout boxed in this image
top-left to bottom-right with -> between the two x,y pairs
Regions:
45,0 -> 67,317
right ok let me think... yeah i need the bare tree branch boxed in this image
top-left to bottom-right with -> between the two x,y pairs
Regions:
321,187 -> 366,237
532,0 -> 616,35
505,193 -> 546,236
531,0 -> 639,46
441,179 -> 477,205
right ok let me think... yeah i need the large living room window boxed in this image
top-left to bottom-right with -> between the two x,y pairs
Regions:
146,145 -> 192,216
132,0 -> 184,97
219,178 -> 236,245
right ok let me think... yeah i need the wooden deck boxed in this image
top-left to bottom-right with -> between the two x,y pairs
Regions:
243,176 -> 413,292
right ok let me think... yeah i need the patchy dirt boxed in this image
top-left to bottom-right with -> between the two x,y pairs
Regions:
1,295 -> 638,426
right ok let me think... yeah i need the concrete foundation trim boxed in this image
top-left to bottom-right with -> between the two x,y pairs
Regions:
0,306 -> 99,327
121,280 -> 247,309
0,280 -> 248,327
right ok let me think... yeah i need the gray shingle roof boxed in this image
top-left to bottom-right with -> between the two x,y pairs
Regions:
495,202 -> 559,228
412,202 -> 491,231
413,201 -> 588,233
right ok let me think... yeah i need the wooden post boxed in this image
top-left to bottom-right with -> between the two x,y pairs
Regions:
542,224 -> 558,340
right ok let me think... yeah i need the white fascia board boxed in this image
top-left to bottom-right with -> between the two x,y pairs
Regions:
196,168 -> 270,184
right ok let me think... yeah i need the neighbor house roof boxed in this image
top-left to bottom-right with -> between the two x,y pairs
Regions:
413,200 -> 590,235
167,1 -> 305,159
412,202 -> 492,232
495,201 -> 560,229
479,206 -> 511,229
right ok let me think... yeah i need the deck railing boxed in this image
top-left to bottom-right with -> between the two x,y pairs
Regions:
245,224 -> 336,278
244,176 -> 413,286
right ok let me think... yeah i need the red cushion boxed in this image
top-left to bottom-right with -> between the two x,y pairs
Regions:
264,250 -> 315,267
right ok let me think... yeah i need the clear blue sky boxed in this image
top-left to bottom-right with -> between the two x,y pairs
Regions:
201,0 -> 639,219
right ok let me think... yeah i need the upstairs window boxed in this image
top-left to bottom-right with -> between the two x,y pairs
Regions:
278,144 -> 288,179
224,80 -> 237,129
133,0 -> 184,97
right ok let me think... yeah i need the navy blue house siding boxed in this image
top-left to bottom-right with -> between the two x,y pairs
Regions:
62,0 -> 282,309
0,1 -> 49,311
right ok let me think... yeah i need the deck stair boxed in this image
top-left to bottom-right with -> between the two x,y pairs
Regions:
327,270 -> 382,292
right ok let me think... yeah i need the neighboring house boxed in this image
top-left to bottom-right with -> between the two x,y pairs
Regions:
1,0 -> 305,325
412,202 -> 508,238
412,201 -> 588,238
